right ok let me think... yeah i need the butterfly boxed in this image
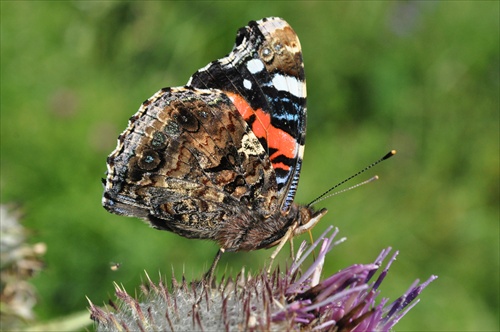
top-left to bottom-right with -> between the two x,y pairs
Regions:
102,17 -> 327,279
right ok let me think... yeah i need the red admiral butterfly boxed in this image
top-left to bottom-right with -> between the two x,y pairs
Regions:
102,17 -> 327,276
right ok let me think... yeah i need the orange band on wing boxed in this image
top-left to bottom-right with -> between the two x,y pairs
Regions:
226,92 -> 296,170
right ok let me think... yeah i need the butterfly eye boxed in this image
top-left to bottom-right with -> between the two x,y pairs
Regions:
151,131 -> 167,149
174,106 -> 200,133
138,150 -> 161,170
164,121 -> 181,137
259,45 -> 274,63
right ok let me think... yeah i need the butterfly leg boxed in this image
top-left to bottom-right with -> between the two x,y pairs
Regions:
266,208 -> 328,274
202,248 -> 225,287
266,223 -> 297,274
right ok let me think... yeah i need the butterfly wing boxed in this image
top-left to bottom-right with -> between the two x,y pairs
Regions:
103,18 -> 312,252
187,17 -> 307,212
103,87 -> 280,249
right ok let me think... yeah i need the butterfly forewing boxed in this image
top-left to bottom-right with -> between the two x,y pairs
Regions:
187,17 -> 307,211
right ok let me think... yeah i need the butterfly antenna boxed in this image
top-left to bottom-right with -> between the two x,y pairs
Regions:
307,150 -> 396,207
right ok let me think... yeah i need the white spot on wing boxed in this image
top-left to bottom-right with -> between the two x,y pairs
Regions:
297,144 -> 305,159
257,18 -> 288,34
238,132 -> 265,156
272,74 -> 305,98
243,79 -> 252,90
247,58 -> 265,74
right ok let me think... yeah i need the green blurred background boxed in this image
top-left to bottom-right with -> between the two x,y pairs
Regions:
1,1 -> 498,331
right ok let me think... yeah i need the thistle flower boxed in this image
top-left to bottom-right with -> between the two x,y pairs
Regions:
0,204 -> 46,329
89,226 -> 436,331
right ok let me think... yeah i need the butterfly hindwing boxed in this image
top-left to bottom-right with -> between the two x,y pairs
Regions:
104,87 -> 280,248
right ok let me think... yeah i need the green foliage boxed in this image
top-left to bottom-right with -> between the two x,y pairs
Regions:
1,2 -> 498,330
